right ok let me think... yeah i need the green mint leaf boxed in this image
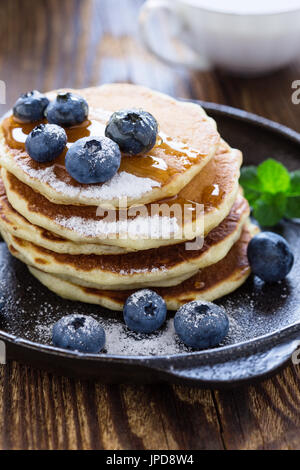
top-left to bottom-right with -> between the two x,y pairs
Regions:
241,159 -> 299,225
257,159 -> 290,194
287,170 -> 300,196
240,166 -> 262,192
240,166 -> 263,206
285,196 -> 300,219
243,188 -> 261,206
253,193 -> 286,226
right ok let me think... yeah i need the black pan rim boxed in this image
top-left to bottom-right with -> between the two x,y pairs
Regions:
0,319 -> 300,363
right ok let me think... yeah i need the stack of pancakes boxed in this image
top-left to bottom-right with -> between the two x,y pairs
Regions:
0,84 -> 258,311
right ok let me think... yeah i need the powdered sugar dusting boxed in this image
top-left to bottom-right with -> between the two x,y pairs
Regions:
9,102 -> 208,204
17,157 -> 161,201
36,317 -> 191,356
13,103 -> 163,202
104,319 -> 190,355
89,107 -> 112,122
86,171 -> 160,200
119,267 -> 165,275
128,289 -> 152,307
55,213 -> 179,239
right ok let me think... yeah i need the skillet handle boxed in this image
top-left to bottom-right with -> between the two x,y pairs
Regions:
159,338 -> 300,387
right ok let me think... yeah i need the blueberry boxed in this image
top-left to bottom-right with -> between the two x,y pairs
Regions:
25,124 -> 67,163
174,301 -> 229,349
45,92 -> 89,127
105,109 -> 158,155
65,136 -> 121,184
123,289 -> 167,333
52,314 -> 105,353
247,231 -> 294,283
13,90 -> 49,122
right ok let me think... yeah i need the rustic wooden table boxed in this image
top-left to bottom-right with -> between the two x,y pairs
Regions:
0,0 -> 300,450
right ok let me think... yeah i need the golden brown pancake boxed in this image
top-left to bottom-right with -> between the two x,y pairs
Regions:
28,222 -> 258,310
2,141 -> 242,251
0,178 -> 131,255
0,196 -> 249,290
0,84 -> 220,208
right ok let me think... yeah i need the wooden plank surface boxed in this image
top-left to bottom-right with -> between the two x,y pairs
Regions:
0,0 -> 300,450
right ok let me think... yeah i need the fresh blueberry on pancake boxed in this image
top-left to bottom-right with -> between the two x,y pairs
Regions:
123,290 -> 167,333
13,90 -> 50,122
65,136 -> 121,184
174,301 -> 229,349
45,92 -> 89,127
52,314 -> 106,353
25,123 -> 67,163
105,109 -> 158,155
247,232 -> 294,283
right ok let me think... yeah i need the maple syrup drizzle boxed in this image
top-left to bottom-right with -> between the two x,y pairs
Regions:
2,114 -> 225,215
2,115 -> 206,185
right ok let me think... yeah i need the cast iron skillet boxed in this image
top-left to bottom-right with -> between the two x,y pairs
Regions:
0,101 -> 299,388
